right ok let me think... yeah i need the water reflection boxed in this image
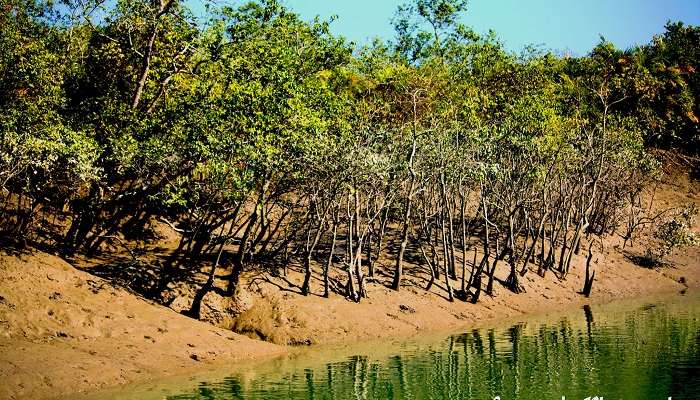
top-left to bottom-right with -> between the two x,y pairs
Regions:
165,295 -> 700,400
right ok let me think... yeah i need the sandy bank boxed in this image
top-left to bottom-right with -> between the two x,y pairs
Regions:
1,239 -> 697,400
0,251 -> 284,400
1,172 -> 699,400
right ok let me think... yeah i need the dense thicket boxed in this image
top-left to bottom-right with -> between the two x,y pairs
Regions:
1,0 -> 698,306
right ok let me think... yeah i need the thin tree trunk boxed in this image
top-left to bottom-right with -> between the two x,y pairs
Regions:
323,210 -> 339,298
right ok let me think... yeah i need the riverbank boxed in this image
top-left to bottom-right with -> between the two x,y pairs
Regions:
1,171 -> 699,400
76,291 -> 700,400
0,251 -> 285,400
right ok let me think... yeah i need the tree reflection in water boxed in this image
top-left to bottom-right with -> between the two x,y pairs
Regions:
168,297 -> 700,400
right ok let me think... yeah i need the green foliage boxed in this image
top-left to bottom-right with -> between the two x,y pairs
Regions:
393,0 -> 468,62
647,204 -> 699,264
0,0 -> 99,201
1,0 -> 697,300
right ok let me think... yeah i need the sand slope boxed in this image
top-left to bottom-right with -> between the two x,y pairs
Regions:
0,251 -> 283,400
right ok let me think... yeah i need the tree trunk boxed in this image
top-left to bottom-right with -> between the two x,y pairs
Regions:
323,211 -> 339,298
392,140 -> 417,291
302,205 -> 328,296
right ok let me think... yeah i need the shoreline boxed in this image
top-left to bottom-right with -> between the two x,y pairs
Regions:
76,290 -> 700,400
1,238 -> 698,400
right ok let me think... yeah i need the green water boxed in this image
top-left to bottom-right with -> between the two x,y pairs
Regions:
101,294 -> 700,400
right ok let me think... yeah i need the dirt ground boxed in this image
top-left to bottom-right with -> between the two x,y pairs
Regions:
0,251 -> 284,400
0,169 -> 698,400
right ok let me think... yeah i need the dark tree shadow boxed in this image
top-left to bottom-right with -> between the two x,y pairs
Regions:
621,249 -> 671,269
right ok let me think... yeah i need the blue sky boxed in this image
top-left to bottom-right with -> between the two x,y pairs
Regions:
283,0 -> 700,56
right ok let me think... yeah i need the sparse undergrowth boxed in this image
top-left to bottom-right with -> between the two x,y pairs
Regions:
637,204 -> 699,268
